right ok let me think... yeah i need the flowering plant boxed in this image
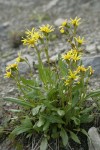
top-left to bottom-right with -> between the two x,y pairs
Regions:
2,17 -> 100,149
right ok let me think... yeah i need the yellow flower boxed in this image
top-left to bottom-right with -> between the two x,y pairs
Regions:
62,19 -> 67,27
77,66 -> 87,72
39,24 -> 54,33
68,70 -> 79,80
60,28 -> 65,33
65,79 -> 70,86
25,28 -> 35,37
16,52 -> 25,63
6,63 -> 18,71
22,28 -> 43,47
71,54 -> 81,62
22,37 -> 37,47
4,71 -> 12,78
88,66 -> 94,75
70,17 -> 81,26
33,31 -> 43,40
74,36 -> 85,44
62,52 -> 72,61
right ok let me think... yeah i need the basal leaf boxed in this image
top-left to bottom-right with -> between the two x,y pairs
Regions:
40,137 -> 48,150
70,131 -> 81,144
80,114 -> 94,123
3,97 -> 33,107
32,105 -> 41,116
57,109 -> 65,116
37,117 -> 45,127
60,128 -> 68,146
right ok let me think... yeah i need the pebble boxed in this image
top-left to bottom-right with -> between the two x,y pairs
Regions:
97,45 -> 100,53
54,18 -> 65,26
88,127 -> 100,150
85,44 -> 96,54
0,22 -> 10,31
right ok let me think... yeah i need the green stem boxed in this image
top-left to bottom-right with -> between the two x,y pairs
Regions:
34,45 -> 43,66
14,71 -> 26,95
45,36 -> 50,68
24,59 -> 33,77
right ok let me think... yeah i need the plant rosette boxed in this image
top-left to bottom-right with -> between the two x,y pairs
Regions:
1,17 -> 100,150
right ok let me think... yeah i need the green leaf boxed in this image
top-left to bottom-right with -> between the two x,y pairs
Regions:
21,116 -> 33,128
80,114 -> 94,123
10,117 -> 33,138
70,131 -> 81,144
57,109 -> 65,116
40,137 -> 48,150
81,129 -> 88,137
71,117 -> 80,125
37,117 -> 45,127
32,105 -> 41,116
43,121 -> 50,131
81,129 -> 91,142
85,90 -> 100,99
45,115 -> 65,124
2,97 -> 33,108
9,109 -> 22,113
20,77 -> 35,86
0,126 -> 4,134
60,128 -> 68,146
58,56 -> 67,76
72,91 -> 79,107
81,106 -> 94,114
11,126 -> 31,137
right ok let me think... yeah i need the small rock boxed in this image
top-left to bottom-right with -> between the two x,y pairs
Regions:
50,54 -> 58,62
82,55 -> 100,76
0,22 -> 10,31
43,0 -> 59,11
54,18 -> 65,26
88,127 -> 100,150
85,44 -> 96,54
97,45 -> 100,53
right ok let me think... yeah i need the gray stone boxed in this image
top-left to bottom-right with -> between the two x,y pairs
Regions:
88,127 -> 100,150
43,0 -> 59,11
54,18 -> 65,26
82,55 -> 100,76
97,45 -> 100,53
6,54 -> 34,74
0,22 -> 10,31
85,44 -> 96,54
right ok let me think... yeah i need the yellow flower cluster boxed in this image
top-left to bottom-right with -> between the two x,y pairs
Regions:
62,49 -> 81,62
59,19 -> 68,33
77,65 -> 87,72
4,63 -> 18,78
65,70 -> 79,85
4,53 -> 25,78
64,65 -> 94,86
22,30 -> 42,48
40,24 -> 54,33
22,24 -> 54,48
16,52 -> 25,63
59,17 -> 81,33
6,63 -> 18,71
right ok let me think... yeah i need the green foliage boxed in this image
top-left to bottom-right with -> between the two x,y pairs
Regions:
2,17 -> 100,149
